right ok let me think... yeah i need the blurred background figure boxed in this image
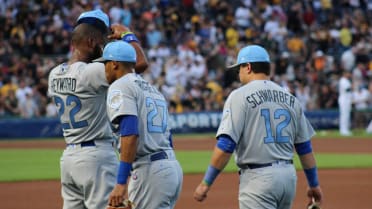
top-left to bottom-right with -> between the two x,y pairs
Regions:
338,70 -> 353,136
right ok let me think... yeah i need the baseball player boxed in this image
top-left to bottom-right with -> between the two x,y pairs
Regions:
48,9 -> 148,209
338,70 -> 353,136
94,41 -> 183,209
193,45 -> 323,209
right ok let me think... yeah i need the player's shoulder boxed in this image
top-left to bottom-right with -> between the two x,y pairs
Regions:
109,73 -> 136,89
49,62 -> 103,74
49,63 -> 65,75
82,62 -> 105,73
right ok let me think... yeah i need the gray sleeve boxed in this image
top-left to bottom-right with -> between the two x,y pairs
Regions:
216,91 -> 246,144
107,80 -> 138,124
295,108 -> 316,143
84,63 -> 109,91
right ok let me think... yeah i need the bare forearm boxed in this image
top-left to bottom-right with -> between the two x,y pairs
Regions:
210,146 -> 232,170
298,152 -> 317,169
119,135 -> 138,162
130,42 -> 148,73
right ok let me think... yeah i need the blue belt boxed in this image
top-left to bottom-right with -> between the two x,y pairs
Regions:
240,159 -> 293,169
67,140 -> 96,148
150,151 -> 168,162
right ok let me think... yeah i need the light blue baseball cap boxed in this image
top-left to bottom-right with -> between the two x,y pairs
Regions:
227,45 -> 270,70
94,41 -> 137,63
77,9 -> 110,28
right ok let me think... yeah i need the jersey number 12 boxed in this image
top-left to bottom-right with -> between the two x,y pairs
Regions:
261,108 -> 291,144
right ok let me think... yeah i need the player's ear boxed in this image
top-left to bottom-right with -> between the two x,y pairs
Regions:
246,63 -> 252,73
112,61 -> 120,70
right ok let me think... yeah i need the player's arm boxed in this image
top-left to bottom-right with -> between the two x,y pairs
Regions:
194,134 -> 236,202
295,140 -> 323,207
108,24 -> 148,73
109,115 -> 138,207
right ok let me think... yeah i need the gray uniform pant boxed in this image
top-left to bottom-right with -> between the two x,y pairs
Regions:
129,150 -> 183,209
61,140 -> 118,209
239,164 -> 297,209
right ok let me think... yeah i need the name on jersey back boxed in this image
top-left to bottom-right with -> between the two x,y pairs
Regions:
134,79 -> 161,95
51,78 -> 76,93
246,89 -> 295,108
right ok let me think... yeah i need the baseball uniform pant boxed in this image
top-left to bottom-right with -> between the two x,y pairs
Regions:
339,103 -> 352,135
61,140 -> 118,209
129,150 -> 183,209
238,164 -> 297,209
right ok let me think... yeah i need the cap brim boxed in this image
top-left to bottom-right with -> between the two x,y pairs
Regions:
93,57 -> 107,62
226,63 -> 240,71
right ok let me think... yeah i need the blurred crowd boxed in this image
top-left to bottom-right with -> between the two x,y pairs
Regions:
0,0 -> 371,127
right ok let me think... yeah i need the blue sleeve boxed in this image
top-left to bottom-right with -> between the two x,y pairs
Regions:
119,115 -> 139,136
295,141 -> 312,155
216,135 -> 236,153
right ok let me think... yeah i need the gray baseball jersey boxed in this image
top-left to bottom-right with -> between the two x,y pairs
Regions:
106,73 -> 173,156
48,62 -> 116,144
107,73 -> 183,209
48,61 -> 118,209
217,80 -> 315,209
217,80 -> 315,165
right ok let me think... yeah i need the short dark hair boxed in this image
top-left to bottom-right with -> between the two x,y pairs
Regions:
72,23 -> 103,43
250,62 -> 270,75
118,61 -> 136,70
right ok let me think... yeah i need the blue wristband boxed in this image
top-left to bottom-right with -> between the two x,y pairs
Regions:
203,165 -> 221,186
117,161 -> 132,184
304,167 -> 319,187
122,33 -> 139,43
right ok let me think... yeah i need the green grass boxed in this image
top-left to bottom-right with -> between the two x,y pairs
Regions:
177,151 -> 372,173
0,149 -> 61,182
0,129 -> 370,182
1,149 -> 372,182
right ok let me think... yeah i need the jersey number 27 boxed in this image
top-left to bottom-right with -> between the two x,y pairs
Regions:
146,97 -> 167,133
261,108 -> 291,144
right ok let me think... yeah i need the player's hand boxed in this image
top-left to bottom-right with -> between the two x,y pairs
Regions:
193,182 -> 210,202
109,184 -> 127,207
108,24 -> 131,40
307,186 -> 323,207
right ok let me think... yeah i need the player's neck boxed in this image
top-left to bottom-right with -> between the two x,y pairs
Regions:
247,74 -> 269,83
68,50 -> 92,64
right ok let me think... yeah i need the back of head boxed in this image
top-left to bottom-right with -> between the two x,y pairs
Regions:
71,23 -> 105,62
71,23 -> 104,46
227,45 -> 271,75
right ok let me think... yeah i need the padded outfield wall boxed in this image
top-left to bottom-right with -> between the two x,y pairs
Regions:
0,110 -> 340,138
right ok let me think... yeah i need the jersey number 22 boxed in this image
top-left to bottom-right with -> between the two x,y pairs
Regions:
54,95 -> 88,130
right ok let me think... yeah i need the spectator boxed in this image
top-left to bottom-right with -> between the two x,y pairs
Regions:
15,79 -> 32,104
352,84 -> 370,128
3,89 -> 19,117
318,84 -> 338,109
146,23 -> 163,48
0,78 -> 17,98
19,92 -> 39,118
45,98 -> 58,118
295,81 -> 311,111
0,0 -> 370,122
